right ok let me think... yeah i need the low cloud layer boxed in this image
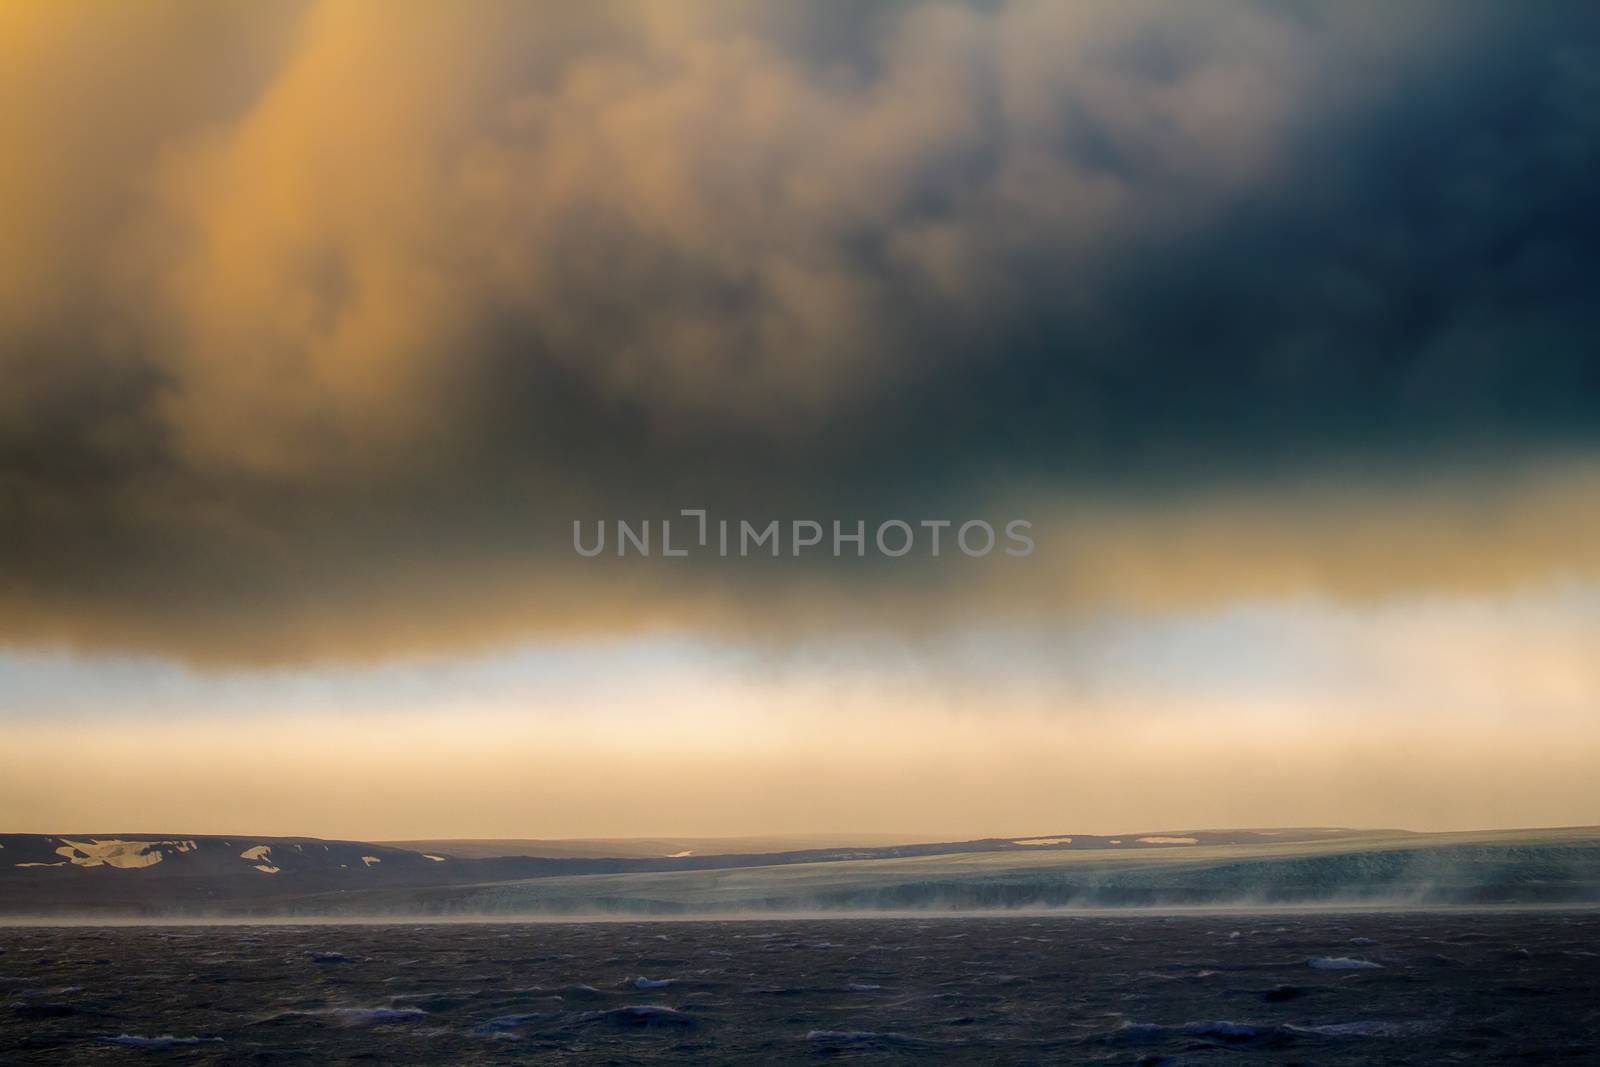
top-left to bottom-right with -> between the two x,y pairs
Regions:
3,1 -> 1598,662
7,588 -> 1599,835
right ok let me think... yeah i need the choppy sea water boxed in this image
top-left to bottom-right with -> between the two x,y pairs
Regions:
2,913 -> 1596,1063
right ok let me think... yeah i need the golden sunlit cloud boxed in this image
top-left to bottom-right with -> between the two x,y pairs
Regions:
6,2 -> 1594,663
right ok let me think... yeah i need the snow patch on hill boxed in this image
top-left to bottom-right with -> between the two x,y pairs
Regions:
54,839 -> 197,869
239,845 -> 280,873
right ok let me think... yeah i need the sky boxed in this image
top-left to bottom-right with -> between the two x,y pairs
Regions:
2,1 -> 1598,837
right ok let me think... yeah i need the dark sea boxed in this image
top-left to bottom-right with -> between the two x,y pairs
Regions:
3,912 -> 1596,1064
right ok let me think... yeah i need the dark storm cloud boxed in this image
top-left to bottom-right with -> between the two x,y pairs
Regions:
2,1 -> 1598,662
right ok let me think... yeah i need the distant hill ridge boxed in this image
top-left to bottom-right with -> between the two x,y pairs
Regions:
2,827 -> 1595,917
